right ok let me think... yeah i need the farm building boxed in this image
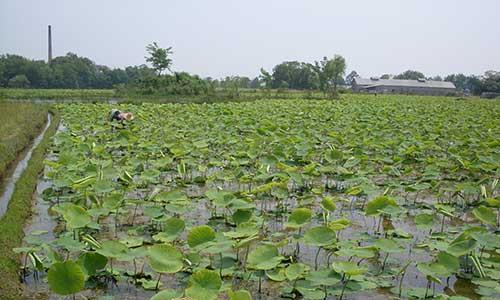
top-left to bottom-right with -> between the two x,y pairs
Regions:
352,77 -> 456,95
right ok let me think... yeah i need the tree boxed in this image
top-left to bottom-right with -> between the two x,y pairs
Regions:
480,70 -> 500,93
270,61 -> 318,90
314,55 -> 346,97
259,68 -> 273,89
345,70 -> 359,86
145,42 -> 173,76
394,70 -> 426,80
380,74 -> 392,79
8,74 -> 30,88
444,73 -> 482,94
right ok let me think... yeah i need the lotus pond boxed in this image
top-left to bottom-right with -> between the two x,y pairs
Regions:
18,96 -> 500,299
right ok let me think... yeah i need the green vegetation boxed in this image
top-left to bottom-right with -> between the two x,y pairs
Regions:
0,103 -> 47,180
0,88 -> 114,101
0,111 -> 59,299
15,95 -> 499,299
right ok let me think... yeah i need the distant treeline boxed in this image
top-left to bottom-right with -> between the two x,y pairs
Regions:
1,52 -> 499,96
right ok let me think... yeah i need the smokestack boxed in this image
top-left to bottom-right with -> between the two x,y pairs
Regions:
48,25 -> 52,64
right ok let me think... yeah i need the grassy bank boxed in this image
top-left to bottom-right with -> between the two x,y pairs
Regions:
0,111 -> 59,300
0,88 -> 115,101
0,103 -> 48,181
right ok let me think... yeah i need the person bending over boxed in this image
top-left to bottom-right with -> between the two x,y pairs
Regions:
109,109 -> 134,122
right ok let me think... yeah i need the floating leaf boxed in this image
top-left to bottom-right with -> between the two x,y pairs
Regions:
188,225 -> 216,249
285,208 -> 312,229
247,244 -> 283,270
303,226 -> 336,247
365,195 -> 398,216
332,261 -> 366,276
228,289 -> 252,300
148,244 -> 183,274
472,205 -> 496,226
78,252 -> 107,276
47,261 -> 85,295
185,269 -> 222,300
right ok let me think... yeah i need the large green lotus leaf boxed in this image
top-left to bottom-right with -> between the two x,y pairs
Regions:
188,225 -> 216,248
469,231 -> 500,248
285,263 -> 308,281
155,190 -> 188,203
417,262 -> 449,281
266,268 -> 286,281
153,217 -> 185,242
336,246 -> 377,258
328,218 -> 351,231
485,198 -> 500,208
47,261 -> 85,295
93,179 -> 115,194
78,252 -> 108,276
150,289 -> 183,300
228,289 -> 252,300
53,235 -> 86,252
446,239 -> 477,257
148,244 -> 183,274
185,269 -> 222,300
374,238 -> 403,253
55,203 -> 91,229
232,209 -> 253,225
102,192 -> 124,210
303,226 -> 336,247
472,205 -> 496,226
365,195 -> 398,216
320,197 -> 336,212
437,251 -> 460,273
285,208 -> 312,229
224,222 -> 259,239
307,268 -> 341,286
96,240 -> 129,259
205,189 -> 234,207
122,234 -> 145,247
332,261 -> 366,276
414,213 -> 435,230
247,244 -> 283,270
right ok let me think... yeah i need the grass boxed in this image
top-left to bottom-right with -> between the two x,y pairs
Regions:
0,103 -> 48,181
0,88 -> 115,101
0,110 -> 59,300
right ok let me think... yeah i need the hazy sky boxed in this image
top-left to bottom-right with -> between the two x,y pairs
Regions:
1,0 -> 499,79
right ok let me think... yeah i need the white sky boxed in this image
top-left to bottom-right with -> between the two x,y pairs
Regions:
1,0 -> 499,78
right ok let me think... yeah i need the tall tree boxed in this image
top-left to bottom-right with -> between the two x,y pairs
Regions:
394,70 -> 425,80
259,68 -> 273,89
314,55 -> 346,97
145,42 -> 173,76
345,70 -> 359,86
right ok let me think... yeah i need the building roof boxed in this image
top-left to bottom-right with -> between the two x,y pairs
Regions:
353,78 -> 456,89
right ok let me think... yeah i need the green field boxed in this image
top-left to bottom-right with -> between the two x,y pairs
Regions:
0,102 -> 47,180
9,95 -> 500,299
0,88 -> 115,101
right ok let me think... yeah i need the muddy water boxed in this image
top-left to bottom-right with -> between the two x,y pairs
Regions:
0,114 -> 52,218
21,162 -> 483,299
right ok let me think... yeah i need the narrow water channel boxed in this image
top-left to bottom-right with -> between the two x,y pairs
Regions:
0,114 -> 52,218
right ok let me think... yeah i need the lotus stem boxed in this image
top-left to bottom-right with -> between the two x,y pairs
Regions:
258,273 -> 262,293
381,253 -> 389,271
131,203 -> 139,225
155,273 -> 162,290
339,275 -> 350,300
424,280 -> 430,299
219,252 -> 223,278
314,247 -> 321,270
